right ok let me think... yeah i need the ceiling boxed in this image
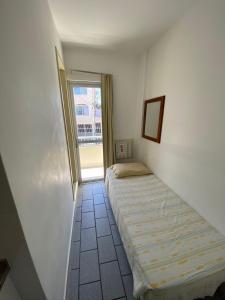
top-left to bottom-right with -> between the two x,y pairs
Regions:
48,0 -> 195,54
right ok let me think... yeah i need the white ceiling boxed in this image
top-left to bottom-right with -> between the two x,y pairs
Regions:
48,0 -> 195,54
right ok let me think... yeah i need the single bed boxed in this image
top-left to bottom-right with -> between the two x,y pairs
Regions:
105,168 -> 225,300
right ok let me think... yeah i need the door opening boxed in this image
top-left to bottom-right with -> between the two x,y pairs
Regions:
72,84 -> 104,182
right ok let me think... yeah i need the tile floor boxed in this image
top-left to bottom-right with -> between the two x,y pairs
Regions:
66,180 -> 139,300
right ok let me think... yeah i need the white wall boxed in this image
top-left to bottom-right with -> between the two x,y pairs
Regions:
10,243 -> 46,300
63,46 -> 139,143
136,0 -> 225,234
0,1 -> 74,299
0,157 -> 45,300
0,157 -> 24,266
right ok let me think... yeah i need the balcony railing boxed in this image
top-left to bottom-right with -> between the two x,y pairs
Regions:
79,142 -> 103,169
78,136 -> 102,145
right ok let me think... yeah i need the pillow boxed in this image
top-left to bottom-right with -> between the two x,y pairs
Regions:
112,162 -> 152,178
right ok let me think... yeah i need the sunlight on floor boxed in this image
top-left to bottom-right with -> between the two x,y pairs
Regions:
81,167 -> 104,181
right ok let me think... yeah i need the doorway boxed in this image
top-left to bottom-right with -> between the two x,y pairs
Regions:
71,84 -> 104,182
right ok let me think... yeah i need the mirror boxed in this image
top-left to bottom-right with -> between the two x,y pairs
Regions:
142,96 -> 165,143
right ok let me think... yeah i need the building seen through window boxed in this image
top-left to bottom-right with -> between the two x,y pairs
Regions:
75,104 -> 89,116
74,86 -> 102,141
73,85 -> 104,181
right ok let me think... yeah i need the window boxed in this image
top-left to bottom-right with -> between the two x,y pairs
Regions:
74,87 -> 87,95
95,108 -> 101,117
95,122 -> 102,136
77,124 -> 85,136
85,124 -> 93,136
75,105 -> 89,116
77,124 -> 93,136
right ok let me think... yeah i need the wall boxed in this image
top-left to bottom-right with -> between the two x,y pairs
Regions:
0,275 -> 21,300
0,157 -> 24,266
0,0 -> 75,299
63,46 -> 139,144
136,0 -> 225,234
0,157 -> 45,300
10,243 -> 46,300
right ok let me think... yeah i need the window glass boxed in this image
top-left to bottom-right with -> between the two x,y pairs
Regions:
74,87 -> 87,95
95,122 -> 102,136
76,105 -> 89,116
77,123 -> 93,136
95,108 -> 101,117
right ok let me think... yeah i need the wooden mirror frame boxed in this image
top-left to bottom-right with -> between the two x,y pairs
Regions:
142,96 -> 165,143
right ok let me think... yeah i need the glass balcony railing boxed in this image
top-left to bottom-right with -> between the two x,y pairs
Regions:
78,136 -> 103,145
79,142 -> 104,181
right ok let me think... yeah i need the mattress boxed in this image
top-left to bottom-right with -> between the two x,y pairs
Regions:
105,168 -> 225,300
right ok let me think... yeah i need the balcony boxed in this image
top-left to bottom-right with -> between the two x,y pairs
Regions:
79,139 -> 104,181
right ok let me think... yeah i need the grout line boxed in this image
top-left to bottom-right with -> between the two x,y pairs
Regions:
76,186 -> 87,300
93,188 -> 104,300
93,192 -> 104,196
105,191 -> 127,299
79,279 -> 102,287
70,241 -> 80,270
99,258 -> 118,265
112,241 -> 126,298
95,216 -> 108,220
78,201 -> 82,300
71,267 -> 80,271
80,247 -> 97,254
94,202 -> 106,206
81,225 -> 95,230
81,210 -> 94,214
97,233 -> 112,239
97,196 -> 115,299
82,199 -> 94,203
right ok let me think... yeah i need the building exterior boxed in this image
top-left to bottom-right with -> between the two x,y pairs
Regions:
73,87 -> 102,141
73,86 -> 104,174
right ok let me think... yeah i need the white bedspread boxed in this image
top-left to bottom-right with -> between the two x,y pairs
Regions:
105,168 -> 225,300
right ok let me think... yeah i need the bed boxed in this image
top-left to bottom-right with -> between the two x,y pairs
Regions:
105,168 -> 225,300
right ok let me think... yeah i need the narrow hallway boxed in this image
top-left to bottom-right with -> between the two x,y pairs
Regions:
66,181 -> 139,300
